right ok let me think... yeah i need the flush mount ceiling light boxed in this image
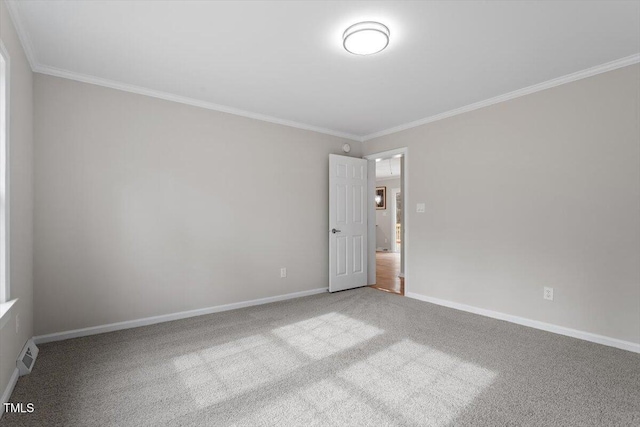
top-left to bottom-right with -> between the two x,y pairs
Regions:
343,21 -> 390,55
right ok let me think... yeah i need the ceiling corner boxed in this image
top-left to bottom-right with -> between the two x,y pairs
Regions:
5,0 -> 39,71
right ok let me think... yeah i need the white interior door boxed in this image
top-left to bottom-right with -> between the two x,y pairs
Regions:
329,154 -> 368,292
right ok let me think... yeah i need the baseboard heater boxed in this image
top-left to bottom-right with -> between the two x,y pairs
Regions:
17,339 -> 38,376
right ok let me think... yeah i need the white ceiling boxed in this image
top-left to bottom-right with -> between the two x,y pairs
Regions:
7,1 -> 640,140
376,157 -> 401,180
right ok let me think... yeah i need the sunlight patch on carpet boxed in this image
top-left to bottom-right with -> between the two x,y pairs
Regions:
337,339 -> 497,426
271,312 -> 384,359
172,333 -> 305,409
231,378 -> 399,426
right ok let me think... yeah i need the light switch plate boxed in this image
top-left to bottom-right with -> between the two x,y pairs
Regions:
416,203 -> 425,213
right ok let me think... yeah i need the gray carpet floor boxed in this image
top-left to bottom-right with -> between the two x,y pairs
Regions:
1,287 -> 639,426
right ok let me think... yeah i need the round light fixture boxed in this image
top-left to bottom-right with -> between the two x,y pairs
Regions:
343,21 -> 390,55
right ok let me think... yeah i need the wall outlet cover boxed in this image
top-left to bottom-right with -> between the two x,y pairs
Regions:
416,203 -> 426,213
544,287 -> 554,301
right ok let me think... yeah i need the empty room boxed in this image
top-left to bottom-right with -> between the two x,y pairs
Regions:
0,1 -> 639,425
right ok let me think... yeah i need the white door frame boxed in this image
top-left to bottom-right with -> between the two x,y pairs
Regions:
0,41 -> 10,304
364,147 -> 408,293
390,187 -> 401,253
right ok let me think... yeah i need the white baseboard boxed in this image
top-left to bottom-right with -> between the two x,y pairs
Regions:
0,368 -> 19,418
34,287 -> 328,345
406,292 -> 640,354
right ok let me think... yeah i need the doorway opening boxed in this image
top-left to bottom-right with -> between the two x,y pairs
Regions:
365,150 -> 406,296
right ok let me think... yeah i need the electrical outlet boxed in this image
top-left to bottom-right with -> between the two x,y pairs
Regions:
543,287 -> 554,301
384,238 -> 388,243
416,203 -> 425,213
280,268 -> 287,278
16,313 -> 19,334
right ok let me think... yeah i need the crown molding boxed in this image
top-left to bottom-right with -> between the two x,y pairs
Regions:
34,64 -> 362,141
362,53 -> 640,141
5,1 -> 362,142
6,0 -> 638,144
4,0 -> 37,70
375,175 -> 401,182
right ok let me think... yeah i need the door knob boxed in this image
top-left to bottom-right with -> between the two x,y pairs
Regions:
331,228 -> 342,234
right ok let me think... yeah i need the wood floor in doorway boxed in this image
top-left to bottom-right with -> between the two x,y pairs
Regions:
371,251 -> 404,295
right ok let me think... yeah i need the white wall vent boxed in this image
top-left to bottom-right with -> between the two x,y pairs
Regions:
17,339 -> 38,376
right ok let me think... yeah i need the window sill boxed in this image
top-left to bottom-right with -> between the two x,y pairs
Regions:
0,298 -> 17,330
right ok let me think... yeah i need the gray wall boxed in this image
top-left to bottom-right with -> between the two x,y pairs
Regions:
34,74 -> 360,336
364,64 -> 640,345
0,0 -> 34,399
375,178 -> 400,251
